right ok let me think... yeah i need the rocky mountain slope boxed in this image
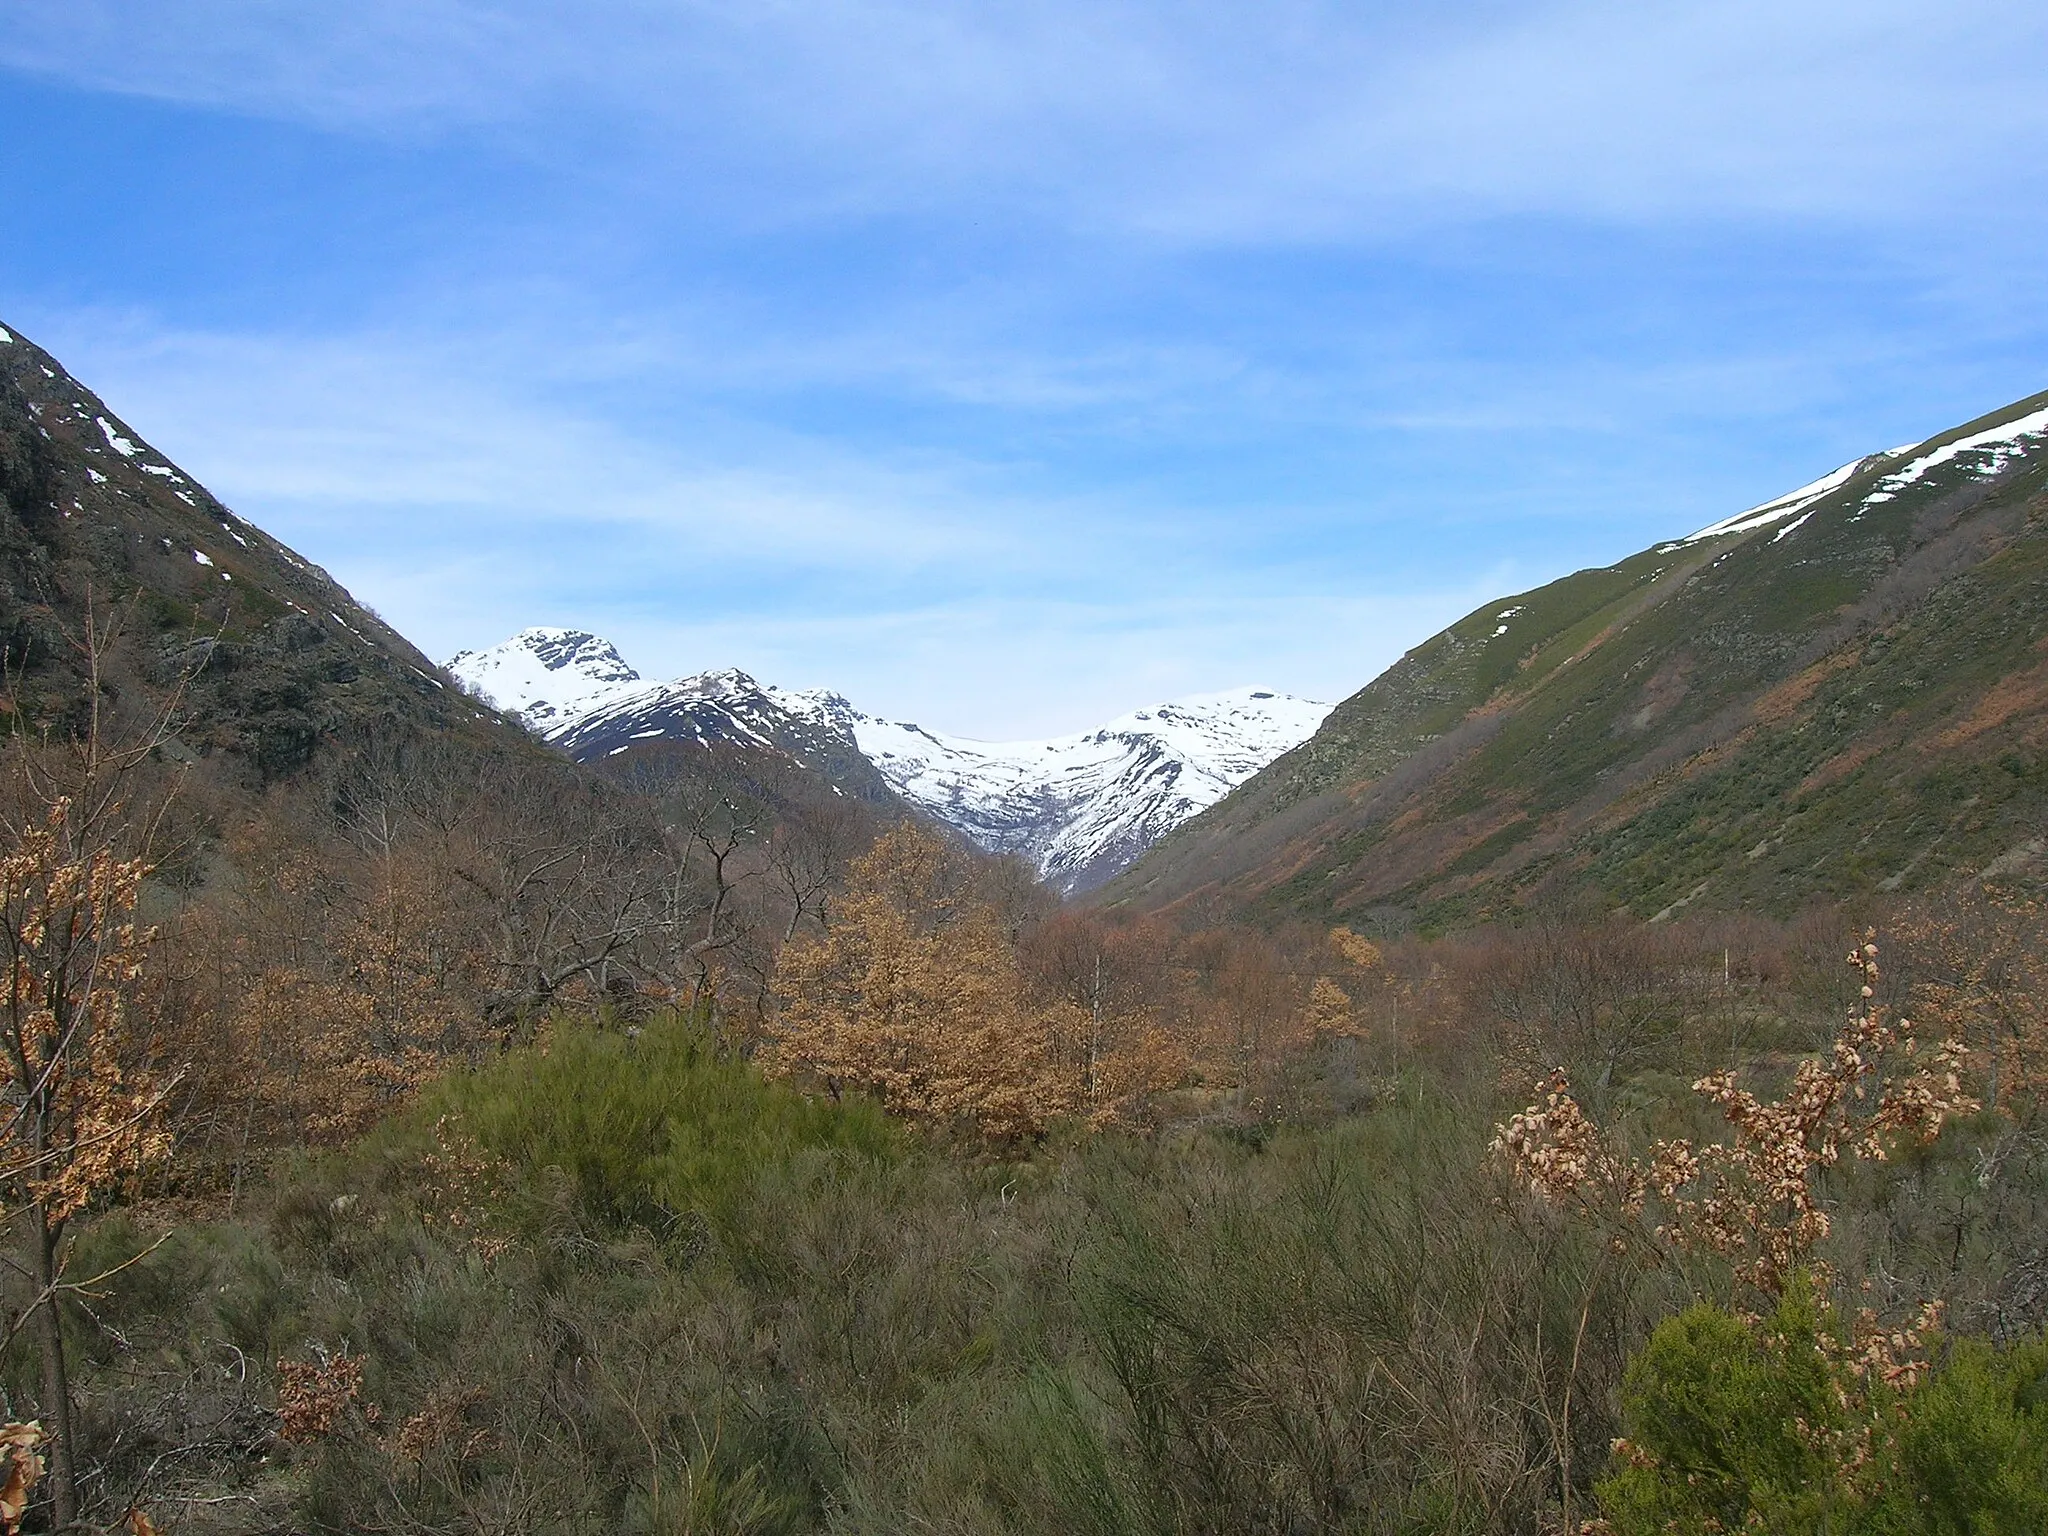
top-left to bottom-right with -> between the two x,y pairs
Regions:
447,629 -> 1330,893
1102,388 -> 2048,930
0,318 -> 507,779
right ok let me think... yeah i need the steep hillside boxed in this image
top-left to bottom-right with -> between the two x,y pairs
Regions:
0,318 -> 505,777
1103,389 -> 2048,930
449,628 -> 1329,893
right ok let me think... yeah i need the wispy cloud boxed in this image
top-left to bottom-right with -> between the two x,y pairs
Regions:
3,2 -> 2043,737
17,303 -> 1539,733
42,312 -> 1046,564
8,1 -> 2044,241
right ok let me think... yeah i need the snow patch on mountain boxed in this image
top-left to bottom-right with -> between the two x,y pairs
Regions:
550,668 -> 825,759
1682,457 -> 1870,544
836,687 -> 1332,894
447,627 -> 644,727
1858,404 -> 2048,507
445,629 -> 1331,894
1683,401 -> 2048,548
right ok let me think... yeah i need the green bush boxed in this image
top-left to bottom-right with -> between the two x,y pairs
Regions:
436,1013 -> 899,1231
45,1020 -> 2048,1533
1597,1279 -> 2048,1535
1883,1335 -> 2048,1536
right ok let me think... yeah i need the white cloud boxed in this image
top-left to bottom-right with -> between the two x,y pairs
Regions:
6,1 -> 2043,241
34,310 -> 1055,569
10,0 -> 2044,740
1189,0 -> 2048,234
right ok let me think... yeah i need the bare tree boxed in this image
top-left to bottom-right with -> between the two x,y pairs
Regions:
1470,915 -> 1681,1093
766,794 -> 876,944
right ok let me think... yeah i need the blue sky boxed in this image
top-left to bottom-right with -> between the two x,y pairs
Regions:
3,1 -> 2046,736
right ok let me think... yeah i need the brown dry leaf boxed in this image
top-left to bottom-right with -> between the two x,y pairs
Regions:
0,1421 -> 44,1535
277,1353 -> 365,1442
767,823 -> 1081,1139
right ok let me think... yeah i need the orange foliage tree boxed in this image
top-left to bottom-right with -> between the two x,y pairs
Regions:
1493,937 -> 1979,1528
1307,924 -> 1385,1043
768,823 -> 1129,1138
0,732 -> 179,1526
1017,910 -> 1185,1128
1493,938 -> 1974,1299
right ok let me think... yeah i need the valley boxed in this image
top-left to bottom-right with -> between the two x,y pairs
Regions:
0,314 -> 2044,1535
12,10 -> 2048,1530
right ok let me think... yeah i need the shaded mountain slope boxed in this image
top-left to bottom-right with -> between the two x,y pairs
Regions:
0,318 -> 507,777
1102,389 -> 2048,930
549,667 -> 908,810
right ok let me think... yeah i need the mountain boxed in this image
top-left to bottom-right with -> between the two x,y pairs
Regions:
847,688 -> 1331,895
446,629 -> 907,809
0,318 -> 505,778
1101,388 -> 2048,930
445,628 -> 642,729
447,628 -> 1330,893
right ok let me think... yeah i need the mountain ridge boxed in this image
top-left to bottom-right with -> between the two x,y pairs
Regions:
447,629 -> 1330,894
0,316 -> 509,778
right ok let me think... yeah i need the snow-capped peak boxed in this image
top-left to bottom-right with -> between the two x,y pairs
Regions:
446,626 -> 642,726
792,683 -> 1332,894
442,630 -> 1333,893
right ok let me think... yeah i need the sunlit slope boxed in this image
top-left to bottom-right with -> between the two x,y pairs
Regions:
1102,388 -> 2048,929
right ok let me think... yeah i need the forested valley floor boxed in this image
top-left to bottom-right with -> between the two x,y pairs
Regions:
4,687 -> 2048,1535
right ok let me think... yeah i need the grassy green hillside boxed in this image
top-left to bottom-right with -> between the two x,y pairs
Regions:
1103,389 -> 2048,931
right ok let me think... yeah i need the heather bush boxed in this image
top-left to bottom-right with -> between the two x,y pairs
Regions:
436,1011 -> 898,1231
30,1063 -> 1673,1532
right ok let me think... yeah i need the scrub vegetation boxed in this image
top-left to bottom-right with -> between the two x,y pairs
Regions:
11,779 -> 2048,1532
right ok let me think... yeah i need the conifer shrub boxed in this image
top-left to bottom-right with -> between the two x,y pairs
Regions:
1893,1334 -> 2048,1534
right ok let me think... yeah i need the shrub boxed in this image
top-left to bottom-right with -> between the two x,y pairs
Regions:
1884,1334 -> 2048,1535
436,1013 -> 898,1232
1597,1282 -> 2048,1535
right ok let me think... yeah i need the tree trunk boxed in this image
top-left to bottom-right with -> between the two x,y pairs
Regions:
31,1209 -> 78,1530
